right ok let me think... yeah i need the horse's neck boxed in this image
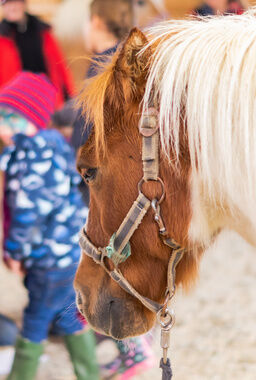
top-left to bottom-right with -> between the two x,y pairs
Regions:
188,173 -> 256,249
227,210 -> 256,248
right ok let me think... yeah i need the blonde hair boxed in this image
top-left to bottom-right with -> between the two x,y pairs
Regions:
143,9 -> 256,223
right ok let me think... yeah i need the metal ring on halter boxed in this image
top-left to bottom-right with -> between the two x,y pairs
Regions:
99,248 -> 112,273
157,308 -> 175,330
138,177 -> 165,205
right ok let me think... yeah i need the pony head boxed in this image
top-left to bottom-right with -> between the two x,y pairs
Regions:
75,11 -> 256,339
74,28 -> 201,339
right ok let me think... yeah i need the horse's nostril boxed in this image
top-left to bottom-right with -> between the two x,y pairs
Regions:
109,299 -> 115,315
77,291 -> 83,306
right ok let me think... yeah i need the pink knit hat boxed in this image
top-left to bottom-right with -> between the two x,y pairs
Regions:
0,72 -> 57,129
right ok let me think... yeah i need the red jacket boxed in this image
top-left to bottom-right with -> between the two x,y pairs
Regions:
0,16 -> 75,108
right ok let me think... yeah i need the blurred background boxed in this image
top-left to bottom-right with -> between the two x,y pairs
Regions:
0,1 -> 256,380
0,0 -> 252,87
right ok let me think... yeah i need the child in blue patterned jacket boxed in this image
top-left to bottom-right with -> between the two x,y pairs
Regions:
0,73 -> 99,380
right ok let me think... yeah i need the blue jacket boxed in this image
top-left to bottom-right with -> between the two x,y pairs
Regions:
1,129 -> 87,269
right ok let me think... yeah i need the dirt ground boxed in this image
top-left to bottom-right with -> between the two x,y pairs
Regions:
0,230 -> 256,380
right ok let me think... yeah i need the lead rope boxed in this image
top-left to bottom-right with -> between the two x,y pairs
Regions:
158,305 -> 175,380
158,258 -> 183,380
160,328 -> 173,380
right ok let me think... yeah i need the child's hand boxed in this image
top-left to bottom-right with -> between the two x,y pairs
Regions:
5,257 -> 26,276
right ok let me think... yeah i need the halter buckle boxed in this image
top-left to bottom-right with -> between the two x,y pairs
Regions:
139,107 -> 159,137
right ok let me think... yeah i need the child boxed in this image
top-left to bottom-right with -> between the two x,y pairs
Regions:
0,72 -> 99,380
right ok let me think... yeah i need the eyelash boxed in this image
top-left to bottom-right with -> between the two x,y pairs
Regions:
82,168 -> 98,184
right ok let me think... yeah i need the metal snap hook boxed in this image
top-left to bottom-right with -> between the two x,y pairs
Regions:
151,198 -> 167,234
151,198 -> 160,213
157,307 -> 175,365
157,308 -> 175,330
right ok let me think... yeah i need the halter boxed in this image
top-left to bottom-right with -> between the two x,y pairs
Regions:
79,107 -> 186,379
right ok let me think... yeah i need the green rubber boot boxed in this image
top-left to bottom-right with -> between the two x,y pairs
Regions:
64,330 -> 100,380
7,337 -> 43,380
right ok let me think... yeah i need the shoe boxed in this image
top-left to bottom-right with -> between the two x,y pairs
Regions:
7,337 -> 43,380
101,335 -> 156,380
64,329 -> 100,380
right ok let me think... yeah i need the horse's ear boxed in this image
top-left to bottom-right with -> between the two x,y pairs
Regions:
115,28 -> 151,87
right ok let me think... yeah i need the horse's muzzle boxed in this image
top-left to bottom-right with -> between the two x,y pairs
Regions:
75,285 -> 153,339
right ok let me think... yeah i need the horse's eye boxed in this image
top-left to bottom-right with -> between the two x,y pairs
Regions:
81,168 -> 98,184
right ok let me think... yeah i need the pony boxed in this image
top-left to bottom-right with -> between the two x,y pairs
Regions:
74,10 -> 256,340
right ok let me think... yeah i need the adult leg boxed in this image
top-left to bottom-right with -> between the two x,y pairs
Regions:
0,314 -> 18,346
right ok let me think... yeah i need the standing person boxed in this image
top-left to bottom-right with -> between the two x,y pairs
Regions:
0,72 -> 99,380
71,0 -> 133,153
196,0 -> 246,15
0,0 -> 75,107
71,0 -> 133,206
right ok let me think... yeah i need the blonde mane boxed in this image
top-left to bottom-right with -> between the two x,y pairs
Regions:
78,59 -> 116,157
143,9 -> 256,223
